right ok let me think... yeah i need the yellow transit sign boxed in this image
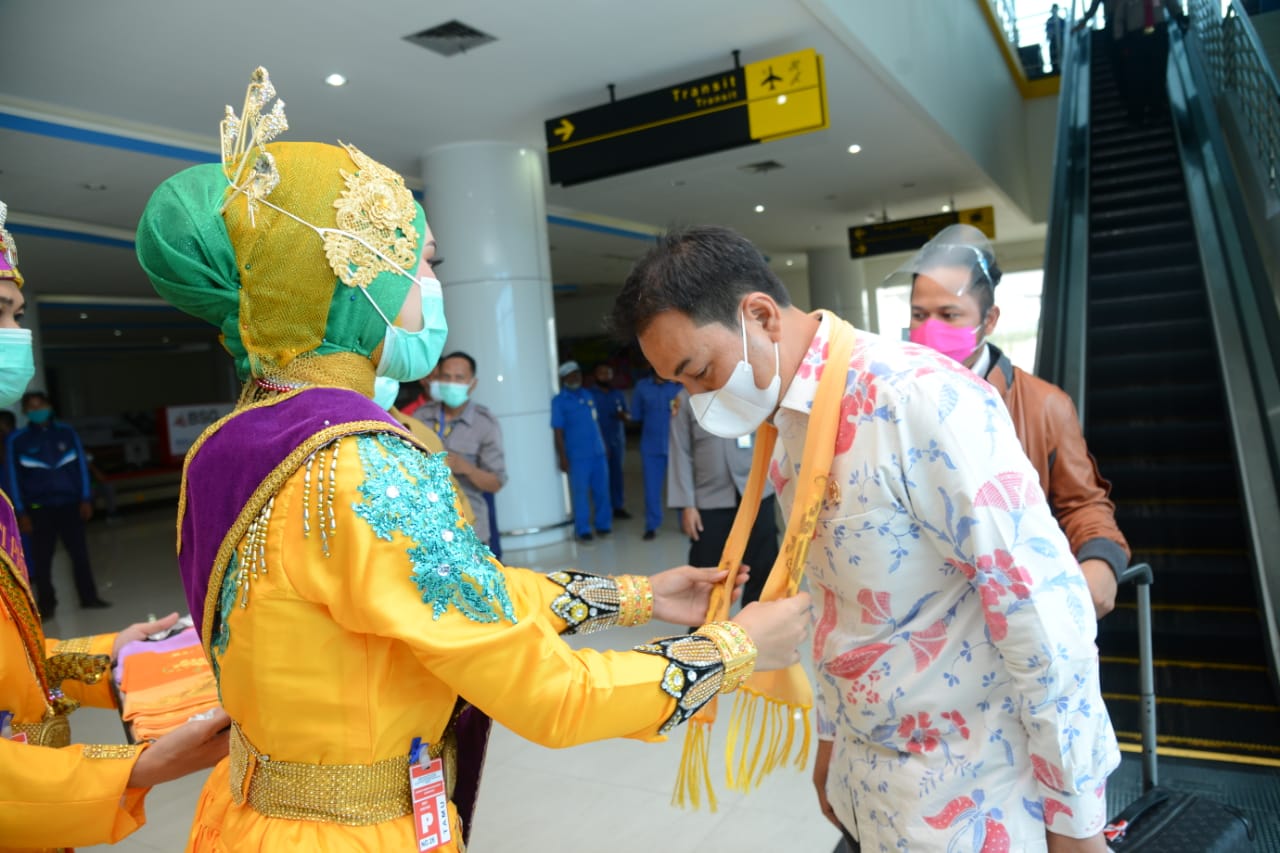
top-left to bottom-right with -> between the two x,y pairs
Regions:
546,48 -> 830,185
849,207 -> 997,258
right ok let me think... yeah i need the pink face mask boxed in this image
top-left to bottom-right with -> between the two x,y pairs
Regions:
909,317 -> 982,363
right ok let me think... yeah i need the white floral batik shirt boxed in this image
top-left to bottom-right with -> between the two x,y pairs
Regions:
773,314 -> 1119,852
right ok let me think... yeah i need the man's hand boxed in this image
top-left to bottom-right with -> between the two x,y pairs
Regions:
1079,558 -> 1117,618
812,738 -> 841,829
650,564 -> 749,626
126,708 -> 231,789
1046,830 -> 1108,852
112,612 -> 181,660
680,507 -> 704,541
17,514 -> 32,535
79,501 -> 94,522
443,453 -> 471,478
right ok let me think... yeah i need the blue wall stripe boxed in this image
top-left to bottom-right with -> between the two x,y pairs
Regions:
0,112 -> 217,162
545,214 -> 657,242
8,223 -> 135,250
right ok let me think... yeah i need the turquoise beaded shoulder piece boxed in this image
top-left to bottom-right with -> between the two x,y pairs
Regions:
353,433 -> 516,624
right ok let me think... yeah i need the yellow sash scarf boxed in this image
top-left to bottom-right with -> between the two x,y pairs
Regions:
675,311 -> 856,809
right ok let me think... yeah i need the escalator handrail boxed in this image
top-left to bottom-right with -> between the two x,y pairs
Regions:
1037,0 -> 1091,413
1166,20 -> 1280,696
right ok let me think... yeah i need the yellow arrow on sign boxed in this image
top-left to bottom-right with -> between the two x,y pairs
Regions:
553,118 -> 575,143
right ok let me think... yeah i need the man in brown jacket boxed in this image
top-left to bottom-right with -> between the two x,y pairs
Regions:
903,225 -> 1129,617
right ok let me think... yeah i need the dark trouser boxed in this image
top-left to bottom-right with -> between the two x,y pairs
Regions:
27,503 -> 99,611
604,439 -> 625,511
1120,24 -> 1169,122
484,492 -> 502,561
687,494 -> 779,606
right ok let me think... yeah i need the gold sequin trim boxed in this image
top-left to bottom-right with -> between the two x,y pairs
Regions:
11,714 -> 70,748
547,571 -> 651,635
634,633 -> 728,733
229,723 -> 442,825
83,743 -> 140,760
51,636 -> 94,655
696,621 -> 757,693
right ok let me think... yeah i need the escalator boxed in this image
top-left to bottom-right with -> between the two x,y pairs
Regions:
1052,28 -> 1280,761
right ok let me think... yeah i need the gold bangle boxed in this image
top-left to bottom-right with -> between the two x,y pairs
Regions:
696,621 -> 757,693
615,575 -> 654,627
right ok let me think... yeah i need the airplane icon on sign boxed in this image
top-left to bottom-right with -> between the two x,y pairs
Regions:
761,66 -> 782,90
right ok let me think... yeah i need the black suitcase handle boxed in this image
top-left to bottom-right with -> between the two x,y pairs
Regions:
1115,563 -> 1158,790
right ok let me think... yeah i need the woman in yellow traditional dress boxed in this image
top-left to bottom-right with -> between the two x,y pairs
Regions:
134,68 -> 809,853
0,203 -> 229,853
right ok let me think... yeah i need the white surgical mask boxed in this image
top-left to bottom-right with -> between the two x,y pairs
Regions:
688,313 -> 781,439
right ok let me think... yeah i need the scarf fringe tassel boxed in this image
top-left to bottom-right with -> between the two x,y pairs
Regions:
673,690 -> 811,811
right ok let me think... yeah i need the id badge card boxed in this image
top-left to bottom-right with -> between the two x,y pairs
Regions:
410,748 -> 451,851
737,434 -> 753,449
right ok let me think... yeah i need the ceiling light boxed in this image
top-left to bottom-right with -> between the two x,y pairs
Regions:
113,329 -> 122,337
754,204 -> 765,213
847,144 -> 862,154
776,94 -> 787,105
866,213 -> 879,221
79,312 -> 89,320
785,259 -> 794,267
941,203 -> 952,212
325,73 -> 347,87
81,183 -> 107,191
162,336 -> 171,344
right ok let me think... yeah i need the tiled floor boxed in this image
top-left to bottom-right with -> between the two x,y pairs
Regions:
44,461 -> 840,852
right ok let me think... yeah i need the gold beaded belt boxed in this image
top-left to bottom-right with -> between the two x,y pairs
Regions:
229,723 -> 444,825
11,714 -> 71,748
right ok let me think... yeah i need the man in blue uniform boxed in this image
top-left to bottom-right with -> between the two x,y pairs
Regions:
7,390 -> 110,617
630,371 -> 682,540
551,361 -> 612,541
589,363 -> 631,521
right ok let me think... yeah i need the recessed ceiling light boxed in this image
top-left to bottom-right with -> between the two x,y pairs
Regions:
79,312 -> 89,320
325,73 -> 347,87
941,203 -> 952,212
81,183 -> 107,191
754,204 -> 765,213
847,144 -> 862,154
113,329 -> 122,337
866,213 -> 879,221
776,94 -> 787,105
785,259 -> 794,267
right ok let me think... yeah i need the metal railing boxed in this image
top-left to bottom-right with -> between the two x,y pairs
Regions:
1036,0 -> 1090,410
1188,0 -> 1280,197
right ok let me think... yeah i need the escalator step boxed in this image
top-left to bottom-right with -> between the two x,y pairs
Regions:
1090,382 -> 1221,418
1114,502 -> 1246,550
1092,223 -> 1194,248
1092,153 -> 1182,176
1086,419 -> 1231,456
1090,124 -> 1171,148
1088,318 -> 1209,354
1092,167 -> 1184,193
1090,244 -> 1199,275
1092,183 -> 1186,211
1103,460 -> 1237,501
1092,138 -> 1177,163
1099,607 -> 1265,662
1100,658 -> 1276,706
1114,553 -> 1252,607
1103,695 -> 1280,758
1091,201 -> 1190,227
1089,293 -> 1207,327
1090,264 -> 1202,295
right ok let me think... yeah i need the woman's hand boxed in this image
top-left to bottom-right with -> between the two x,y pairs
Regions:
650,564 -> 749,626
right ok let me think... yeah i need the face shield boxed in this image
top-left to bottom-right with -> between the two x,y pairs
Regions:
888,224 -> 1001,363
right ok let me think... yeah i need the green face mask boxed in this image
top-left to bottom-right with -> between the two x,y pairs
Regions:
26,407 -> 52,425
437,381 -> 470,408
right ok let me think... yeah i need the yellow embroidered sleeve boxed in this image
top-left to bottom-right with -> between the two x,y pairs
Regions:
0,737 -> 148,847
44,631 -> 118,709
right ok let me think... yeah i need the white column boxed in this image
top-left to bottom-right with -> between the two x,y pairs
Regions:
421,142 -> 568,550
806,247 -> 869,328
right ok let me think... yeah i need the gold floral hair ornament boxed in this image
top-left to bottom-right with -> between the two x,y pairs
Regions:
220,67 -> 288,224
0,201 -> 23,287
324,142 -> 420,289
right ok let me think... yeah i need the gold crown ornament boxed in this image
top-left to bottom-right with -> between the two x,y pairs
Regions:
0,201 -> 23,287
220,67 -> 289,225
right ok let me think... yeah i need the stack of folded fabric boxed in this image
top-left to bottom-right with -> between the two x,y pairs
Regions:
112,620 -> 219,741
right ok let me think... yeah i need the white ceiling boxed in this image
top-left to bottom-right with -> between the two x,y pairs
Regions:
0,0 -> 1046,313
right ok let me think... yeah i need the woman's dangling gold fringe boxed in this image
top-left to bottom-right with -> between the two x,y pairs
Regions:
672,718 -> 717,811
725,687 -> 811,793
